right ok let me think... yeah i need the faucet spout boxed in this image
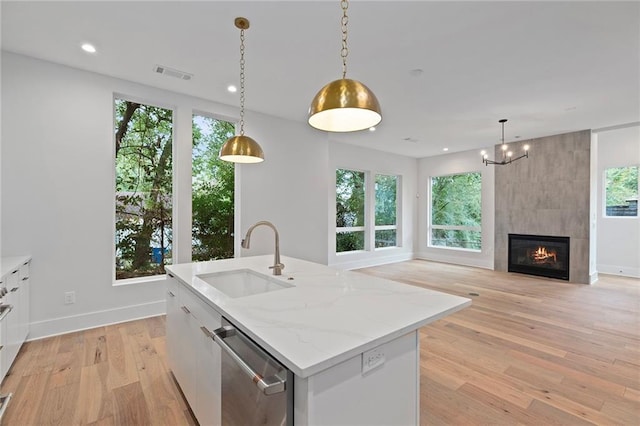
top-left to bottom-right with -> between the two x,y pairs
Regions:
241,221 -> 284,275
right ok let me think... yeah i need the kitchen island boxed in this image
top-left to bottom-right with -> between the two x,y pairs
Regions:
166,255 -> 470,425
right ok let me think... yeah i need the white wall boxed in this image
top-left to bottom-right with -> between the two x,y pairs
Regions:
327,142 -> 417,269
417,149 -> 495,269
1,52 -> 328,339
595,124 -> 640,277
238,112 -> 329,265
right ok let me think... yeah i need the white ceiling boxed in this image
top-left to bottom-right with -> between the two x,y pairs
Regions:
2,1 -> 639,158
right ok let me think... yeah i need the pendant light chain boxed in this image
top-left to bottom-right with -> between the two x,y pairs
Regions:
340,0 -> 349,79
239,28 -> 246,136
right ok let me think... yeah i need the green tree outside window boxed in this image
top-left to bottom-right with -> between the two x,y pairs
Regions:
192,115 -> 235,261
115,100 -> 173,279
336,169 -> 365,252
431,172 -> 482,250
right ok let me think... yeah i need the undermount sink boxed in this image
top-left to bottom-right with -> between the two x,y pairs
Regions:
196,269 -> 294,298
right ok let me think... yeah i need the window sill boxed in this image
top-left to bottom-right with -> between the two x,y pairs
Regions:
374,245 -> 400,251
336,250 -> 367,256
427,245 -> 481,253
113,274 -> 167,287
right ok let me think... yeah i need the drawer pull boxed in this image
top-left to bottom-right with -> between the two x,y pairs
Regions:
10,288 -> 18,293
0,306 -> 12,321
167,273 -> 175,278
22,277 -> 29,281
200,326 -> 214,338
11,270 -> 18,275
167,291 -> 175,297
181,305 -> 191,314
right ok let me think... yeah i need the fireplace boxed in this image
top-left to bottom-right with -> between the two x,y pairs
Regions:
508,234 -> 570,280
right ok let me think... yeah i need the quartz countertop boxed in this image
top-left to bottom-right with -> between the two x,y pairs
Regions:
1,256 -> 31,278
166,255 -> 470,378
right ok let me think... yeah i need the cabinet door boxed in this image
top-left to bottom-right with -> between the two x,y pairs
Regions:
4,269 -> 21,372
174,284 -> 199,407
192,294 -> 222,426
0,306 -> 6,380
18,261 -> 30,341
165,276 -> 181,373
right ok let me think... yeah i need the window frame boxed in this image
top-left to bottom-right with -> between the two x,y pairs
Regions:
603,165 -> 639,219
335,168 -> 402,254
111,96 -> 241,286
428,171 -> 482,252
113,95 -> 176,284
374,174 -> 400,250
191,112 -> 237,262
336,168 -> 368,253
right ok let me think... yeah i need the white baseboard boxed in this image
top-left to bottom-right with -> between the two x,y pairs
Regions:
27,300 -> 166,341
596,264 -> 640,278
415,251 -> 494,270
330,253 -> 414,271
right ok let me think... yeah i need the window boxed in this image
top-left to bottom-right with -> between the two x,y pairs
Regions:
375,174 -> 398,248
115,99 -> 173,280
605,166 -> 638,217
430,172 -> 482,250
192,115 -> 236,261
336,169 -> 365,252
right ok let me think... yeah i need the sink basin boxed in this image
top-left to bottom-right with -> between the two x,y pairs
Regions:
196,269 -> 294,298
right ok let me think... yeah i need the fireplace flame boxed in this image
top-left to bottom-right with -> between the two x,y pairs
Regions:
532,246 -> 557,264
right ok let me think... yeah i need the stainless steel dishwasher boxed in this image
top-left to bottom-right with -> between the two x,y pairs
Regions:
212,317 -> 293,426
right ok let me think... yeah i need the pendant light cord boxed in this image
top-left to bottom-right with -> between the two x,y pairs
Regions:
341,0 -> 349,79
239,28 -> 246,136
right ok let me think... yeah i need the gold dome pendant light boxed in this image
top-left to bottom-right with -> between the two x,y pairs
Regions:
308,0 -> 381,132
219,17 -> 264,163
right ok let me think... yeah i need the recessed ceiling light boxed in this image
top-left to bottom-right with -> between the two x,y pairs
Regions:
227,85 -> 237,93
81,43 -> 96,53
443,148 -> 449,152
369,127 -> 376,132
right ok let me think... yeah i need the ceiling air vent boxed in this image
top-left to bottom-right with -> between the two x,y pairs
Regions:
153,65 -> 193,81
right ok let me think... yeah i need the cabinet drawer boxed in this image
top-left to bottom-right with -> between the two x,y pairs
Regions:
190,292 -> 222,333
179,287 -> 221,333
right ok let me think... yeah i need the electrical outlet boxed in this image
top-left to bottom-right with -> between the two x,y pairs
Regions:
362,348 -> 385,374
64,291 -> 76,304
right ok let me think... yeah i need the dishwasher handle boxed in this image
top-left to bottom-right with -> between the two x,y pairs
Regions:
211,325 -> 286,396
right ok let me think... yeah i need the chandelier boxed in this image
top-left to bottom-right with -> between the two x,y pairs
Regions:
481,119 -> 529,166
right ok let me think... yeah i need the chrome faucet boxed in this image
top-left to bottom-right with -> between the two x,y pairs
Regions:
241,221 -> 284,276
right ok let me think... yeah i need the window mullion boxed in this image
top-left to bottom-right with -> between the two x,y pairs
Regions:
366,171 -> 375,251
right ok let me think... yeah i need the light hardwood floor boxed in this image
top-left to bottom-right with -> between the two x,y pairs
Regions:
1,260 -> 638,425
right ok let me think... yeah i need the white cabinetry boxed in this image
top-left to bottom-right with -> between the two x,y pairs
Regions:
166,275 -> 221,426
18,263 -> 30,346
293,331 -> 419,426
1,257 -> 31,421
0,258 -> 30,382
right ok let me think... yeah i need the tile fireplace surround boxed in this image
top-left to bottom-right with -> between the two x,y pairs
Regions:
495,130 -> 592,284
